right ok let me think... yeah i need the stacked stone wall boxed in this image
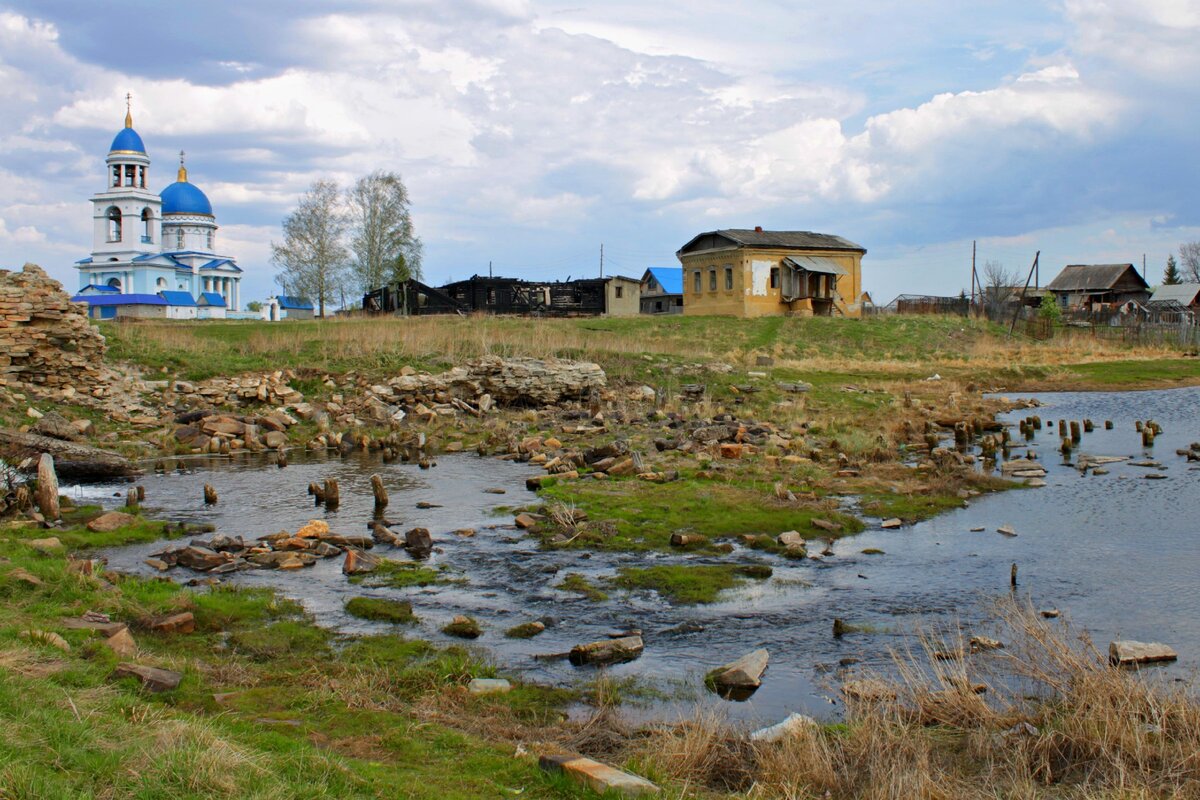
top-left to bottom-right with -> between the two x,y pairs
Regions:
0,263 -> 108,399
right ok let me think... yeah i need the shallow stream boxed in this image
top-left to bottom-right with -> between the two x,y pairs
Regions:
81,386 -> 1200,727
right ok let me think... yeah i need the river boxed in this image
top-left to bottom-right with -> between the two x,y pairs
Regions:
76,385 -> 1200,727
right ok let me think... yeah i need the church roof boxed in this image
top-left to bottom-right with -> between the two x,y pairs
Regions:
198,292 -> 226,307
110,126 -> 146,155
158,291 -> 197,306
277,296 -> 314,310
78,284 -> 120,294
71,293 -> 167,306
200,258 -> 241,272
161,180 -> 213,216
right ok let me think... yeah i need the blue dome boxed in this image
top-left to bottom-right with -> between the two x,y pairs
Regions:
110,127 -> 146,154
160,180 -> 213,216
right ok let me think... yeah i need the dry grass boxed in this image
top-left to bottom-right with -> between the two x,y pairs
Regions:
583,599 -> 1200,799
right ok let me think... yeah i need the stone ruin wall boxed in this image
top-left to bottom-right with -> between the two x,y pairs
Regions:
0,263 -> 109,401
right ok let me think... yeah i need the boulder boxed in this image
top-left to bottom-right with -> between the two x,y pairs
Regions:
1109,640 -> 1178,667
342,548 -> 380,575
707,648 -> 769,689
295,520 -> 330,538
749,712 -> 817,743
87,511 -> 136,532
443,615 -> 483,639
880,518 -> 902,529
26,536 -> 62,553
112,662 -> 183,692
104,628 -> 138,658
175,546 -> 228,571
32,412 -> 82,442
404,527 -> 433,556
148,612 -> 195,635
568,635 -> 644,666
514,513 -> 542,529
19,629 -> 70,652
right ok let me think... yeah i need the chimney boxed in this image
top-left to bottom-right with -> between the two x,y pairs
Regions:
754,226 -> 763,232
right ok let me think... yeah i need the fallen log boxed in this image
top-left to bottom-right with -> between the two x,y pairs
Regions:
0,428 -> 137,479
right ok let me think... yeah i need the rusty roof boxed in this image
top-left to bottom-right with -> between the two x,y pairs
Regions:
679,229 -> 865,255
1045,264 -> 1146,292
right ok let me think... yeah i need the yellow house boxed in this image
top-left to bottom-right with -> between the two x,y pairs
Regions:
676,228 -> 866,317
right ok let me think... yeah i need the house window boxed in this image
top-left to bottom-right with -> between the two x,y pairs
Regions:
615,285 -> 623,298
693,270 -> 701,294
708,269 -> 717,291
486,287 -> 496,305
724,266 -> 733,291
770,267 -> 779,290
106,207 -> 122,242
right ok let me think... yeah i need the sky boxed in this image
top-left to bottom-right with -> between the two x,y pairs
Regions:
1,0 -> 1199,305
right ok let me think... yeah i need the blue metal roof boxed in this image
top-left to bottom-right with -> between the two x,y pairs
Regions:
200,258 -> 242,272
198,292 -> 226,307
110,127 -> 146,154
72,293 -> 167,306
78,284 -> 120,294
75,256 -> 94,265
278,295 -> 314,310
158,291 -> 197,306
161,180 -> 213,216
645,267 -> 683,295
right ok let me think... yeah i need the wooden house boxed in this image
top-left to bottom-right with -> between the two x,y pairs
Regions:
639,268 -> 683,314
676,228 -> 866,317
1045,264 -> 1150,311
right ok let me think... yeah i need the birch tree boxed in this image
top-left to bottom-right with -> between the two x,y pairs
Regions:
271,179 -> 349,317
346,170 -> 422,294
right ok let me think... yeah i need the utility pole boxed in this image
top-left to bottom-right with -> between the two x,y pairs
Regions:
1009,251 -> 1040,336
599,243 -> 604,278
489,260 -> 492,278
1142,253 -> 1146,282
971,240 -> 977,314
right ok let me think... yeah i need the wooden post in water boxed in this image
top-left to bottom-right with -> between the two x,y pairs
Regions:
1058,420 -> 1067,437
1010,563 -> 1018,588
371,474 -> 388,511
125,488 -> 137,507
1069,420 -> 1081,443
35,453 -> 60,521
136,485 -> 145,502
203,484 -> 218,505
324,478 -> 340,510
1105,420 -> 1114,430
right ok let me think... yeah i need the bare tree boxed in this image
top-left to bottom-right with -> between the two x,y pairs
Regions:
1179,241 -> 1200,283
981,260 -> 1021,306
346,170 -> 422,295
271,180 -> 349,318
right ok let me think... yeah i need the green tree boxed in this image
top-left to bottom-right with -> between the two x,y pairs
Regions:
271,179 -> 349,318
1163,254 -> 1182,285
346,170 -> 422,294
1039,295 -> 1062,325
245,300 -> 263,312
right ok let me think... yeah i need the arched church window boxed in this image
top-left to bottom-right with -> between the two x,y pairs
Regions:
176,229 -> 185,249
156,277 -> 167,289
141,208 -> 153,243
106,207 -> 122,242
112,166 -> 121,187
107,277 -> 122,291
206,230 -> 214,249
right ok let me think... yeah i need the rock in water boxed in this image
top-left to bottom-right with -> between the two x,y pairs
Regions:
1109,640 -> 1178,667
707,648 -> 769,689
342,548 -> 380,575
35,453 -> 59,520
568,635 -> 644,666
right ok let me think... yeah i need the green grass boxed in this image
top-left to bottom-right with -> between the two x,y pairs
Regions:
554,573 -> 608,602
0,511 -> 588,799
1059,358 -> 1200,387
345,596 -> 418,624
539,476 -> 864,551
349,558 -> 462,589
609,563 -> 773,605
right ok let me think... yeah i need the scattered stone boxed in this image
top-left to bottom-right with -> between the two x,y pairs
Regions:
514,513 -> 542,529
104,628 -> 138,658
970,526 -> 985,532
467,678 -> 512,695
19,629 -> 70,652
148,611 -> 195,635
112,662 -> 183,692
880,518 -> 902,529
568,635 -> 644,666
505,621 -> 546,639
1109,640 -> 1177,667
342,548 -> 380,575
26,536 -> 63,553
538,754 -> 660,797
996,525 -> 1017,537
442,615 -> 483,639
1040,608 -> 1060,619
969,635 -> 1003,652
87,511 -> 136,532
811,518 -> 842,533
403,527 -> 433,557
707,648 -> 769,690
7,568 -> 45,587
841,679 -> 896,702
749,712 -> 817,743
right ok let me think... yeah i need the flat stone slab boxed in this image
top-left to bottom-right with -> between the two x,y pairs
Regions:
112,662 -> 183,692
708,648 -> 769,688
880,518 -> 902,529
61,618 -> 128,638
749,712 -> 817,742
467,678 -> 512,695
1109,640 -> 1178,667
539,754 -> 659,796
568,635 -> 643,666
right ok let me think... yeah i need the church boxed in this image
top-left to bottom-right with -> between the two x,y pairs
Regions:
72,100 -> 244,319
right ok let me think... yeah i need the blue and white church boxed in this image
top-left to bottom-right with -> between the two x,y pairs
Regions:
72,101 -> 243,319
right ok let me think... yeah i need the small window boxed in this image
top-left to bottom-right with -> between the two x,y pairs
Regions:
124,165 -> 135,187
615,285 -> 623,298
106,207 -> 122,242
206,230 -> 214,249
693,270 -> 701,294
486,287 -> 496,305
176,229 -> 184,249
112,166 -> 121,187
156,277 -> 167,289
708,269 -> 717,291
770,267 -> 779,290
724,266 -> 733,291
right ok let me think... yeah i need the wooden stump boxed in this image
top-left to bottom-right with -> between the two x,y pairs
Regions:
370,474 -> 388,510
324,479 -> 340,510
203,484 -> 218,505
